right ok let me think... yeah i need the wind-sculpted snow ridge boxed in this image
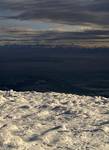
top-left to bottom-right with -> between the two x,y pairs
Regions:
0,90 -> 109,150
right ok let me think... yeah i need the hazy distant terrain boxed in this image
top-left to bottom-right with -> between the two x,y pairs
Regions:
0,46 -> 109,97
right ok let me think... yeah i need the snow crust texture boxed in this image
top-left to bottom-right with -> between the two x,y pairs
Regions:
0,90 -> 109,150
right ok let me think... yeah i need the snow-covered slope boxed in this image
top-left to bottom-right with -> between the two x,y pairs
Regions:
0,90 -> 109,150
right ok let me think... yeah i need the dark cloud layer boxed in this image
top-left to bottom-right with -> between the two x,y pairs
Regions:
0,0 -> 109,46
0,0 -> 109,25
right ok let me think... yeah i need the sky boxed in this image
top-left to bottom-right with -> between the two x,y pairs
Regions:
0,0 -> 109,46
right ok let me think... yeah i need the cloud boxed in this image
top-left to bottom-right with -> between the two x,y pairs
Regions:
0,0 -> 109,46
0,0 -> 109,25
